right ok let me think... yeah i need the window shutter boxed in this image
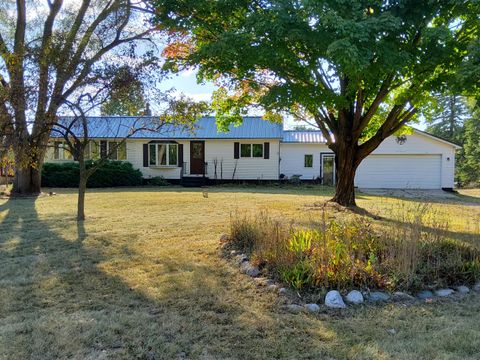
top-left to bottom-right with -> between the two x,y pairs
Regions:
234,142 -> 240,159
143,144 -> 148,167
178,144 -> 183,167
264,142 -> 270,159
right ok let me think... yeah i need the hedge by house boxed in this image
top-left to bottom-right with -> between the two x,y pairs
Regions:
42,161 -> 143,187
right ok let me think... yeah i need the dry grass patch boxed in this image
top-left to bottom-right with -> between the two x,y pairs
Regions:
0,186 -> 479,359
229,205 -> 480,291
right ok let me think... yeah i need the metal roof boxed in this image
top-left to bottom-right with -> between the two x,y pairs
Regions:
55,116 -> 284,139
282,130 -> 327,143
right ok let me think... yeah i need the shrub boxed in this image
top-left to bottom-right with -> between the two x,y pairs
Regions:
145,176 -> 169,186
42,161 -> 143,188
227,207 -> 480,291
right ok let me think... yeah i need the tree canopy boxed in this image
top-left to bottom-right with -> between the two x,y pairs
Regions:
154,0 -> 480,205
101,66 -> 148,116
0,0 -> 158,194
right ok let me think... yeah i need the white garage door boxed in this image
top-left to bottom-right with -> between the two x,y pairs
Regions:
355,154 -> 442,189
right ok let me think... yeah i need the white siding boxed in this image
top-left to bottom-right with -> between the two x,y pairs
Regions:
355,154 -> 442,189
127,139 -> 280,180
279,132 -> 456,189
204,140 -> 280,180
279,143 -> 330,180
126,140 -> 185,179
44,130 -> 457,188
367,133 -> 456,188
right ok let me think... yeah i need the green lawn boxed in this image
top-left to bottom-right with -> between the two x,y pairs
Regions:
1,186 -> 480,359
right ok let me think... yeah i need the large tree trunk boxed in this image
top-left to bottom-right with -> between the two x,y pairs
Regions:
12,138 -> 46,196
77,159 -> 87,221
13,166 -> 42,195
330,140 -> 358,207
12,146 -> 43,196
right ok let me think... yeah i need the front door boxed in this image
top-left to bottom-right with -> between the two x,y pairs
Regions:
321,153 -> 335,186
190,141 -> 205,174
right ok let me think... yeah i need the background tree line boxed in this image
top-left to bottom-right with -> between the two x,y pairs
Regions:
425,94 -> 480,187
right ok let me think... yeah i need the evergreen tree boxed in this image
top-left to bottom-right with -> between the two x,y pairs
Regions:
458,106 -> 480,186
425,94 -> 468,145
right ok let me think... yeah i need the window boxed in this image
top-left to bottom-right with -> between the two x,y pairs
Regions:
98,140 -> 127,160
252,144 -> 263,158
149,143 -> 178,166
240,144 -> 251,157
168,144 -> 178,165
87,141 -> 100,160
52,141 -> 73,160
304,154 -> 313,168
240,143 -> 263,158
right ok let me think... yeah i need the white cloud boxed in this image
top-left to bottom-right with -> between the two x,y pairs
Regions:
171,90 -> 212,102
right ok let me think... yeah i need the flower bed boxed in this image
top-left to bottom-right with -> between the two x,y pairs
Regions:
227,207 -> 480,292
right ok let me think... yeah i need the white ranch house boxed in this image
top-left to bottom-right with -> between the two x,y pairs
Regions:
47,116 -> 459,189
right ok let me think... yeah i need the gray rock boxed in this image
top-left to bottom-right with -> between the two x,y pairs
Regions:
219,234 -> 229,242
473,282 -> 480,292
368,291 -> 390,302
279,287 -> 288,295
240,261 -> 260,277
434,288 -> 454,297
235,254 -> 248,265
304,303 -> 320,313
456,285 -> 470,294
386,328 -> 397,335
325,290 -> 346,309
267,284 -> 278,292
345,290 -> 364,304
392,291 -> 415,301
417,290 -> 434,300
286,304 -> 303,314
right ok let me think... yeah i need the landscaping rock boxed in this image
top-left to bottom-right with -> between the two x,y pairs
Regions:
304,303 -> 320,313
279,287 -> 288,295
235,254 -> 248,265
417,290 -> 434,300
434,288 -> 454,297
267,284 -> 278,292
286,304 -> 304,314
240,261 -> 260,277
473,282 -> 480,292
456,285 -> 470,294
219,234 -> 229,242
368,291 -> 390,302
325,290 -> 346,309
346,290 -> 364,304
386,328 -> 397,336
392,291 -> 415,301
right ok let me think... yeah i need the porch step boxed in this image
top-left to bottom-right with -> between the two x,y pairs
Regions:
181,176 -> 209,187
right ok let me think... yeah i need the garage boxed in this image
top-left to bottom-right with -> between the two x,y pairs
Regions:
355,154 -> 443,189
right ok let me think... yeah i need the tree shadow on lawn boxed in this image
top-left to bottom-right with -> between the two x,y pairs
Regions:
1,198 -> 479,359
301,204 -> 480,249
356,189 -> 480,206
0,197 -> 337,359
